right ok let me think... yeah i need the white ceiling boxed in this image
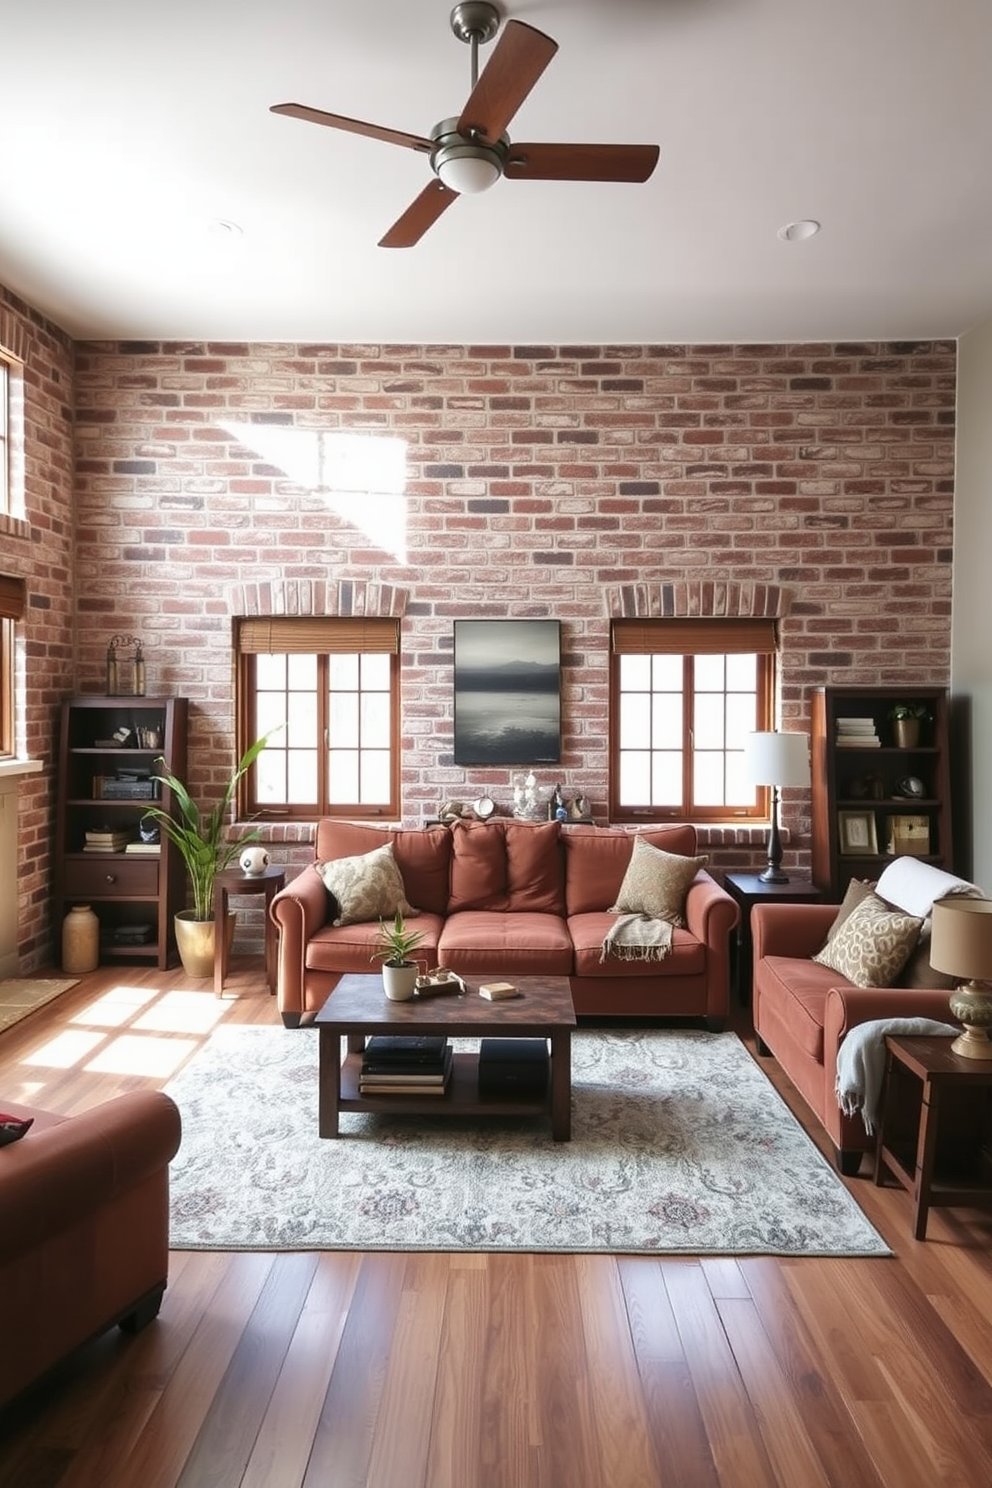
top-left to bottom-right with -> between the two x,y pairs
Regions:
2,0 -> 991,346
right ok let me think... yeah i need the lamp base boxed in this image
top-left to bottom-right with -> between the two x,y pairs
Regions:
950,1025 -> 992,1060
758,865 -> 790,884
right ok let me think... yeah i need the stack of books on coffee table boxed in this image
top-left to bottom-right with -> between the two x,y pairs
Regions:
358,1035 -> 453,1096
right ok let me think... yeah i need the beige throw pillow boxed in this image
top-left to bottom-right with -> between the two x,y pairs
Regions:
316,844 -> 417,927
812,890 -> 922,988
609,835 -> 708,926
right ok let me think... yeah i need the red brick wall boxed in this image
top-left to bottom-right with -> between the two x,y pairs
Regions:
1,285 -> 76,971
69,338 -> 955,891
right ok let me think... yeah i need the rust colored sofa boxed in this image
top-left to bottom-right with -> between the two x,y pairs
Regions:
751,901 -> 955,1175
0,1090 -> 182,1409
270,819 -> 739,1028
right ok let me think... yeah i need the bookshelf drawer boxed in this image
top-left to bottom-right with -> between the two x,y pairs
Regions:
65,858 -> 159,897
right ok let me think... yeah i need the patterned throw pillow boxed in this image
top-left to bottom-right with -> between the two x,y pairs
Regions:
812,890 -> 922,987
316,844 -> 417,927
609,834 -> 708,926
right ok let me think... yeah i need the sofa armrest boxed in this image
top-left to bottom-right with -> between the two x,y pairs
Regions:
751,901 -> 839,960
0,1091 -> 181,1262
822,984 -> 956,1066
270,864 -> 331,1020
683,871 -> 740,1018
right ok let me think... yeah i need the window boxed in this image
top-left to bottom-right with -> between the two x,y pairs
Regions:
609,618 -> 776,822
0,575 -> 26,758
0,358 -> 9,515
236,617 -> 400,819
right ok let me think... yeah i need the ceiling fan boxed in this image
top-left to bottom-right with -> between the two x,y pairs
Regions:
270,2 -> 660,248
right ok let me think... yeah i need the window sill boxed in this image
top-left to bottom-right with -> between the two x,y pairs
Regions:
0,757 -> 44,779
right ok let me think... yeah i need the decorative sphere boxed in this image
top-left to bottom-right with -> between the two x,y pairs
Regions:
240,846 -> 270,876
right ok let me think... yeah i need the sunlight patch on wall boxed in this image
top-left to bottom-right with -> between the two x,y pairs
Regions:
221,423 -> 410,562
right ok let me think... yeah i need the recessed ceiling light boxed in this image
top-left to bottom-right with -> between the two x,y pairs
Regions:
777,219 -> 820,243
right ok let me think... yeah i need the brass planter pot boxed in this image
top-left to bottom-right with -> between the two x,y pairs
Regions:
175,910 -> 236,979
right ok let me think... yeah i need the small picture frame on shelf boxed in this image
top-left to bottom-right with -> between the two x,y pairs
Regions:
838,809 -> 878,855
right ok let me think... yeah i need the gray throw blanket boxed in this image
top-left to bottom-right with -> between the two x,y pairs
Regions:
835,1017 -> 957,1135
600,913 -> 674,963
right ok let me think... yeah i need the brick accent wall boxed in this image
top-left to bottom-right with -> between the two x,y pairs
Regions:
69,339 -> 955,890
1,285 -> 76,970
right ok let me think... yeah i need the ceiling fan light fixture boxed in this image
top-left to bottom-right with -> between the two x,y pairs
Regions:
777,219 -> 820,243
433,140 -> 502,194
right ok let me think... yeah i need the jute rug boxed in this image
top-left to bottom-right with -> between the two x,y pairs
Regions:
0,977 -> 78,1033
164,1026 -> 889,1256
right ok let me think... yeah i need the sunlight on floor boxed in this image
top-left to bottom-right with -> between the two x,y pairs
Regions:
85,1033 -> 199,1078
69,982 -> 158,1028
133,991 -> 228,1035
22,1029 -> 107,1068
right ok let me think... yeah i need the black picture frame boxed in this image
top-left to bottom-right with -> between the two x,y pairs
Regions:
453,620 -> 562,766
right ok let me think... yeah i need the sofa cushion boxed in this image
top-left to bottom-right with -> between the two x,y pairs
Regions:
438,910 -> 574,977
316,844 -> 417,927
812,891 -> 922,988
447,821 -> 509,912
305,914 -> 444,974
609,834 -> 708,927
568,912 -> 705,979
562,826 -> 699,916
755,955 -> 842,1062
503,821 -> 565,914
314,821 -> 452,916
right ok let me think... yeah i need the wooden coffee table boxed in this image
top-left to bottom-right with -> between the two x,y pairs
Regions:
315,973 -> 576,1141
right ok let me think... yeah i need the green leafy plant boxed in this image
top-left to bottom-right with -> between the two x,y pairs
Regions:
143,729 -> 280,921
370,911 -> 425,969
888,703 -> 931,722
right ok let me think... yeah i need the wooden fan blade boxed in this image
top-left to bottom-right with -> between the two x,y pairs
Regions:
379,181 -> 459,248
457,20 -> 558,142
270,103 -> 432,154
505,142 -> 660,183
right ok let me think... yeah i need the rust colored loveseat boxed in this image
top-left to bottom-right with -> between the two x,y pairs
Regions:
0,1090 -> 182,1409
751,900 -> 956,1175
270,818 -> 739,1028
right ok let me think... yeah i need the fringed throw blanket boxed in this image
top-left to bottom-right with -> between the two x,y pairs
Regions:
835,1016 -> 957,1135
600,914 -> 674,963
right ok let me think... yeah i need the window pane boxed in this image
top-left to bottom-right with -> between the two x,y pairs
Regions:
361,692 -> 391,749
286,691 -> 317,747
619,751 -> 651,804
651,654 -> 683,689
694,693 -> 725,749
619,654 -> 651,690
329,653 -> 359,689
256,691 -> 287,737
329,691 -> 359,748
255,653 -> 286,688
726,652 -> 756,690
360,750 -> 391,802
725,751 -> 754,806
328,749 -> 359,803
620,692 -> 651,747
694,654 -> 725,691
361,652 -> 390,690
694,751 -> 726,806
287,750 -> 318,799
651,752 -> 682,805
287,653 -> 317,688
726,692 -> 757,743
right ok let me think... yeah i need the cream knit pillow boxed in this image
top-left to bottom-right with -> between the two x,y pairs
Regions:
609,835 -> 708,926
316,844 -> 417,927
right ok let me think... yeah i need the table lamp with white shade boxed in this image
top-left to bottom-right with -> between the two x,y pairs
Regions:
929,896 -> 992,1059
744,731 -> 811,883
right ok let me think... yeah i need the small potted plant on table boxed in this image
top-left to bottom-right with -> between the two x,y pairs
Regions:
371,911 -> 425,1002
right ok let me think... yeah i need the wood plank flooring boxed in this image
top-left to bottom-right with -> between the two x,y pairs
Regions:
2,964 -> 992,1487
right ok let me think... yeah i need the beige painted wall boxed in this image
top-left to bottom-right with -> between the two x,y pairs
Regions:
954,315 -> 992,891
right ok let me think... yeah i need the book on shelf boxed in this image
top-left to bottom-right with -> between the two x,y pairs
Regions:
364,1035 -> 448,1060
83,830 -> 130,851
125,842 -> 161,854
358,1080 -> 450,1096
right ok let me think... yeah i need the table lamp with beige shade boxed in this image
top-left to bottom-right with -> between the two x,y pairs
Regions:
929,897 -> 992,1059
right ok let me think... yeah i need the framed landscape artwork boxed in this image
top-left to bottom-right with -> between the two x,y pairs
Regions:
453,619 -> 561,766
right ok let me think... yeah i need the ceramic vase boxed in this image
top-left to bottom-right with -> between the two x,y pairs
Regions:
382,963 -> 418,1001
62,904 -> 100,974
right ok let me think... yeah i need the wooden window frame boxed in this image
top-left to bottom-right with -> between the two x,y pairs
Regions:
0,575 -> 26,759
235,616 -> 401,820
609,618 -> 776,824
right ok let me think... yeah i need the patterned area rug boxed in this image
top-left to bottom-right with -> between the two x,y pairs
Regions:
164,1025 -> 889,1256
0,977 -> 78,1033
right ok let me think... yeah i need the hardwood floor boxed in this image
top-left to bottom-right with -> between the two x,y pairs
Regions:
2,964 -> 992,1488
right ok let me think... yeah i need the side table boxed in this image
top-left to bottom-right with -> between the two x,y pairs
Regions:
721,871 -> 823,1004
874,1034 -> 992,1240
213,865 -> 286,999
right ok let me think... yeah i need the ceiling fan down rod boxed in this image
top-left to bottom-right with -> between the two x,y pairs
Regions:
450,2 -> 500,91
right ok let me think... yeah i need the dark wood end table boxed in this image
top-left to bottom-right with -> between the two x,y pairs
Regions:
315,973 -> 576,1141
213,864 -> 286,999
721,870 -> 823,1004
874,1034 -> 992,1240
